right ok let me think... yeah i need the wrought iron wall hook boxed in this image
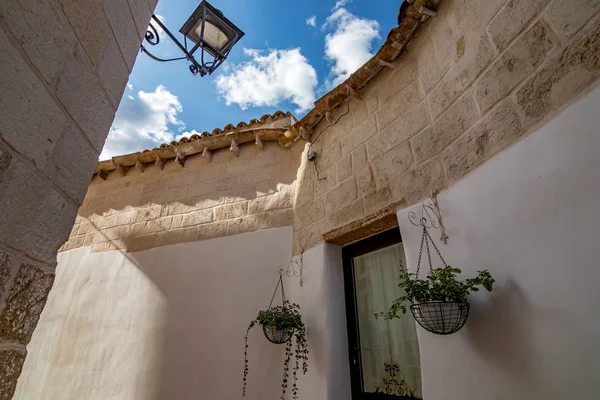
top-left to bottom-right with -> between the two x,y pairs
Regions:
409,191 -> 449,244
277,251 -> 304,286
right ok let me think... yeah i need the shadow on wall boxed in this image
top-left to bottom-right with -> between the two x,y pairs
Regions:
466,279 -> 537,385
19,227 -> 298,399
81,142 -> 299,217
127,227 -> 295,400
67,142 -> 303,253
25,225 -> 351,400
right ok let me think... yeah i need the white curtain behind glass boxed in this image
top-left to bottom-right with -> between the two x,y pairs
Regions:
354,243 -> 422,398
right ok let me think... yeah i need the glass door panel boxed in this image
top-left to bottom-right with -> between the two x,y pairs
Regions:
343,229 -> 422,400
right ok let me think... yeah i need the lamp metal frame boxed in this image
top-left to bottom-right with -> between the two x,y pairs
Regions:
140,1 -> 244,76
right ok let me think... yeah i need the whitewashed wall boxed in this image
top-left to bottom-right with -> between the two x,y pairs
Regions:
16,226 -> 351,400
15,84 -> 600,400
398,86 -> 600,400
15,227 -> 299,400
287,243 -> 352,400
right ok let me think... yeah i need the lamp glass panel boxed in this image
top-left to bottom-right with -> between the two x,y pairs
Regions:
194,20 -> 229,51
180,2 -> 243,59
186,20 -> 202,43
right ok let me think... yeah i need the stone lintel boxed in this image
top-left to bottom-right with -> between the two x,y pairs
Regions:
323,200 -> 405,246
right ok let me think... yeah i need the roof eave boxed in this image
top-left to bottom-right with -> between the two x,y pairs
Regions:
292,0 -> 439,136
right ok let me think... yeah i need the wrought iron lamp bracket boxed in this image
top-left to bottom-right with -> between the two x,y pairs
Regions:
140,14 -> 234,76
408,191 -> 449,244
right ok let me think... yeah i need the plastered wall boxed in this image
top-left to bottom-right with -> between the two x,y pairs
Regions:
398,83 -> 600,399
21,83 -> 600,400
15,227 -> 299,400
18,77 -> 600,400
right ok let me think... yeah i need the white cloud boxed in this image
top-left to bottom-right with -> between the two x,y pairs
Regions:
215,48 -> 318,113
323,7 -> 380,86
176,130 -> 203,142
333,0 -> 350,10
99,85 -> 184,160
306,16 -> 317,27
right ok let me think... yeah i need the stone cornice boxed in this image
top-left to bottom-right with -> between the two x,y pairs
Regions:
95,111 -> 295,177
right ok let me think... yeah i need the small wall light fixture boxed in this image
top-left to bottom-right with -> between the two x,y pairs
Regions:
141,0 -> 244,76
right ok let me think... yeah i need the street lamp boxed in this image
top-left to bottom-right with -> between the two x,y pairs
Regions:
141,1 -> 244,76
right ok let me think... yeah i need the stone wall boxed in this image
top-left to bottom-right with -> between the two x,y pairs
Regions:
0,0 -> 154,397
292,0 -> 600,253
58,0 -> 600,258
63,142 -> 303,253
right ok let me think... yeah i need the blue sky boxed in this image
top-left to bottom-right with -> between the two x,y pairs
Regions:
100,0 -> 400,160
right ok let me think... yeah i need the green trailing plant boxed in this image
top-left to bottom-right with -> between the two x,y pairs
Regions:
243,301 -> 308,400
377,262 -> 495,320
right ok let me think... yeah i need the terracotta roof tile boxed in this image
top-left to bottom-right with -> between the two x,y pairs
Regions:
95,110 -> 295,176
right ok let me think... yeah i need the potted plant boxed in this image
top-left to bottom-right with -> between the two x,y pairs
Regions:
377,263 -> 494,334
243,300 -> 308,399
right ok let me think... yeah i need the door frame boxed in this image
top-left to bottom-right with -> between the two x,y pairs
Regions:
342,228 -> 419,399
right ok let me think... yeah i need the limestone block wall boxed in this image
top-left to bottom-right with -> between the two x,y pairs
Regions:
63,142 -> 303,254
0,0 -> 153,397
293,0 -> 600,253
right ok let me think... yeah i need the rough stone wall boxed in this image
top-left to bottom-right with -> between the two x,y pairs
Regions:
293,0 -> 600,253
0,0 -> 155,397
63,142 -> 303,253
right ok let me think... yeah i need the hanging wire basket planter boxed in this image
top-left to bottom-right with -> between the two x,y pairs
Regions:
410,301 -> 469,335
379,199 -> 494,335
263,325 -> 294,344
260,269 -> 295,344
243,268 -> 309,399
408,223 -> 477,335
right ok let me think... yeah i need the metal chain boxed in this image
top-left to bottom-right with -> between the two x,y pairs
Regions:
425,233 -> 433,274
281,276 -> 286,305
415,224 -> 449,279
424,227 -> 449,268
267,274 -> 287,309
415,225 -> 427,278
